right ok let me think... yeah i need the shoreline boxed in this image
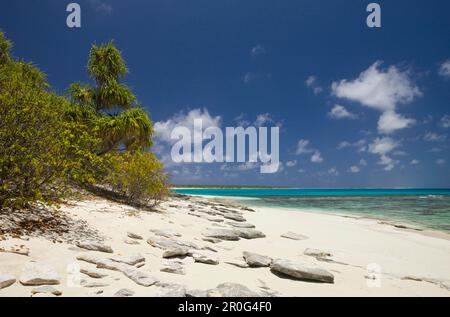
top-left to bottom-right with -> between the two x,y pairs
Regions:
1,194 -> 449,297
191,194 -> 450,241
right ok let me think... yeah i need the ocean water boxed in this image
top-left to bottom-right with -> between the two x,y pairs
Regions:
174,188 -> 450,232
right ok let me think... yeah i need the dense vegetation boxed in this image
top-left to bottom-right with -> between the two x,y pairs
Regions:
0,32 -> 168,209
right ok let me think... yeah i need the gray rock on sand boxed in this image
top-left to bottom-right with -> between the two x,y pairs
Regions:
20,262 -> 60,286
303,248 -> 332,259
270,259 -> 334,283
162,247 -> 190,259
202,237 -> 222,244
122,267 -> 159,287
280,232 -> 308,241
147,236 -> 200,251
76,241 -> 114,253
31,293 -> 57,297
127,232 -> 143,240
225,259 -> 250,268
115,288 -> 135,297
110,254 -> 145,266
191,253 -> 219,265
83,281 -> 109,288
157,283 -> 186,297
31,285 -> 62,296
207,283 -> 260,297
96,258 -> 129,272
150,229 -> 182,239
80,268 -> 108,279
203,229 -> 240,241
124,238 -> 140,245
226,221 -> 256,229
76,254 -> 101,265
186,289 -> 208,297
243,252 -> 272,267
223,213 -> 247,223
0,273 -> 16,289
160,260 -> 186,275
237,229 -> 266,240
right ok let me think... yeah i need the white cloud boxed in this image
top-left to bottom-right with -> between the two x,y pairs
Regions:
393,150 -> 408,156
337,139 -> 367,152
359,159 -> 367,166
429,147 -> 443,153
368,137 -> 400,171
305,76 -> 323,94
251,44 -> 266,57
440,115 -> 450,128
311,151 -> 324,163
154,108 -> 221,143
234,114 -> 250,127
234,113 -> 281,128
332,61 -> 421,134
328,105 -> 357,120
436,159 -> 446,165
348,166 -> 360,173
243,72 -> 271,83
295,140 -> 324,163
327,167 -> 339,176
439,59 -> 450,78
377,110 -> 415,134
296,139 -> 314,154
286,160 -> 298,167
89,0 -> 113,15
332,61 -> 421,111
410,159 -> 420,165
337,141 -> 351,149
423,132 -> 447,142
368,137 -> 399,155
255,113 -> 273,127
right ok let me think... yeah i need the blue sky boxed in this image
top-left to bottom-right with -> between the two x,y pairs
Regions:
1,0 -> 450,187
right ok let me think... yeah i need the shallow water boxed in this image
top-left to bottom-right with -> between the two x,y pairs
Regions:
174,188 -> 450,232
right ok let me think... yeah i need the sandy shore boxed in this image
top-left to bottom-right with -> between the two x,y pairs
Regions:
1,195 -> 449,297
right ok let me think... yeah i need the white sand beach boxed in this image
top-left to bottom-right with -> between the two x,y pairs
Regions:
1,194 -> 449,297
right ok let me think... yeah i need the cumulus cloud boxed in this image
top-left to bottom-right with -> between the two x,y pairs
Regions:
286,160 -> 298,167
243,72 -> 272,83
295,139 -> 323,163
359,159 -> 367,166
410,159 -> 420,165
436,159 -> 446,165
348,166 -> 360,173
251,44 -> 266,57
327,167 -> 339,176
89,0 -> 113,15
311,151 -> 324,163
377,111 -> 415,134
296,139 -> 314,154
439,59 -> 450,78
328,105 -> 357,120
423,132 -> 447,142
254,113 -> 273,127
337,139 -> 367,152
154,108 -> 221,143
332,61 -> 421,134
368,137 -> 400,171
440,115 -> 450,128
305,76 -> 323,94
234,113 -> 282,128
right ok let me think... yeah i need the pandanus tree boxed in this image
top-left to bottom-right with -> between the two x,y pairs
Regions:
69,42 -> 153,154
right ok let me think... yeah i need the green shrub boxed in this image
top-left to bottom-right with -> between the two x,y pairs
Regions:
0,61 -> 104,209
105,151 -> 169,207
